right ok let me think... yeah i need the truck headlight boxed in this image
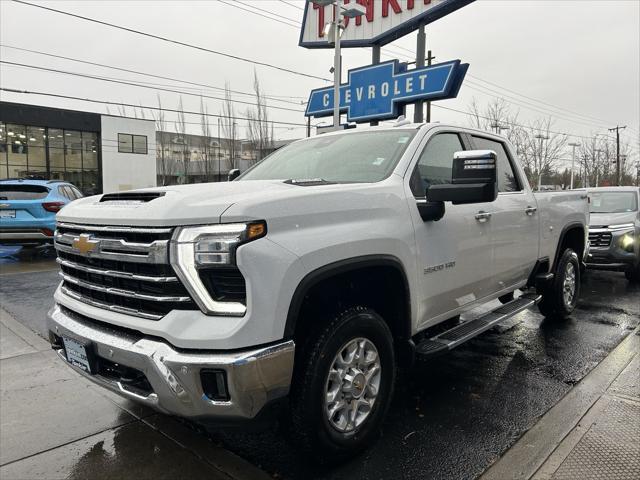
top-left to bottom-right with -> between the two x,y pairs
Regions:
170,222 -> 266,315
620,231 -> 636,252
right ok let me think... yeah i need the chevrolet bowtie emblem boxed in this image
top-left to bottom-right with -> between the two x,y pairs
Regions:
72,234 -> 99,255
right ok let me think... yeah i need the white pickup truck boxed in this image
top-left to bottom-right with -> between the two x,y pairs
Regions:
47,123 -> 589,460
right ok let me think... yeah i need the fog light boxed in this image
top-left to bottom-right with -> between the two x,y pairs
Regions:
201,369 -> 229,401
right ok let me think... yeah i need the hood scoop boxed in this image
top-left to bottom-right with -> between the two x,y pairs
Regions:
99,192 -> 166,204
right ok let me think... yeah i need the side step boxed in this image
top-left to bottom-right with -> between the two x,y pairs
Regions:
415,292 -> 542,358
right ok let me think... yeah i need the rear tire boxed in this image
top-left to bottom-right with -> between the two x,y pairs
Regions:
288,306 -> 395,463
538,248 -> 581,320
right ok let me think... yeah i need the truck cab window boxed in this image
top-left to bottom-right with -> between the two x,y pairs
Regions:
410,133 -> 464,197
471,136 -> 521,192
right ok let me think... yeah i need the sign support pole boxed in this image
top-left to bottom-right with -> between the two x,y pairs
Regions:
414,25 -> 426,123
333,1 -> 342,130
370,45 -> 381,126
426,50 -> 435,122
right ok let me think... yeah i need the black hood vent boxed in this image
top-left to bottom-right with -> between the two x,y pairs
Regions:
100,192 -> 166,203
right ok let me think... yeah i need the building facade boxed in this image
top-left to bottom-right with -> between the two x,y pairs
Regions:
0,102 -> 156,195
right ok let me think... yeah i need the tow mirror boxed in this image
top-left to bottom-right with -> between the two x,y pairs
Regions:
427,150 -> 498,205
228,169 -> 241,181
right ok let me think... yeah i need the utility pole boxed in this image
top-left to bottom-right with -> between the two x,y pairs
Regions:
568,142 -> 580,189
332,0 -> 342,131
608,125 -> 626,186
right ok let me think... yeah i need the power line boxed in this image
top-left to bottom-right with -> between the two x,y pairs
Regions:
384,44 -> 633,131
235,1 -> 302,24
0,61 -> 306,114
0,87 -> 309,127
279,0 -> 305,11
0,44 -> 307,103
11,0 -> 330,82
217,0 -> 300,28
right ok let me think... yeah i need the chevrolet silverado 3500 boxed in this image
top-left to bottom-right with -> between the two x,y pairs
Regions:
47,123 -> 589,459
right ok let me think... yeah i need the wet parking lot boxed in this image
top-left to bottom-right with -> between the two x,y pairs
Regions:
1,250 -> 638,480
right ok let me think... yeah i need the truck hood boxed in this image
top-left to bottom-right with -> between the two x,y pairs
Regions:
589,211 -> 638,228
56,180 -> 377,227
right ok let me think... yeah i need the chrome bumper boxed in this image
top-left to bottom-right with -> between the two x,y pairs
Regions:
47,304 -> 295,420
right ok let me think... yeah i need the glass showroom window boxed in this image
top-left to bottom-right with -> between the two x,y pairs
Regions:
6,124 -> 27,178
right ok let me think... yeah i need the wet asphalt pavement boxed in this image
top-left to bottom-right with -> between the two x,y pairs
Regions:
0,252 -> 638,480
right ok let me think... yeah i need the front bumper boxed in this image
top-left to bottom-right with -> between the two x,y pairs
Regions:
47,304 -> 295,421
586,228 -> 639,271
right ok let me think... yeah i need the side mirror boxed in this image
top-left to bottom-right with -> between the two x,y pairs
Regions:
228,169 -> 241,181
427,150 -> 498,205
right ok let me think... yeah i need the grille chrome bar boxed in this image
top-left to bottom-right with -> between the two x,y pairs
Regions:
59,272 -> 191,303
54,231 -> 168,264
60,285 -> 164,320
56,222 -> 173,234
57,258 -> 178,283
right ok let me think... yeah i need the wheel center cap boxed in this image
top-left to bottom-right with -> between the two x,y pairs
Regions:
350,372 -> 366,398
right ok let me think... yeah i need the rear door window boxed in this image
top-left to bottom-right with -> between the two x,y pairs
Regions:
0,184 -> 49,200
471,136 -> 521,192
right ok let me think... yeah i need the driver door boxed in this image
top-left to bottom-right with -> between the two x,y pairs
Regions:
406,131 -> 495,329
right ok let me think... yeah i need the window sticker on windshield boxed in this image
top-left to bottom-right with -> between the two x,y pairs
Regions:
373,157 -> 386,165
397,136 -> 410,144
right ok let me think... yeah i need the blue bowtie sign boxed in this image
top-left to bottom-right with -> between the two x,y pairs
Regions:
305,59 -> 469,123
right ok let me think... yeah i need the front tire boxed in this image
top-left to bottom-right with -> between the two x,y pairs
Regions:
538,248 -> 581,320
288,306 -> 395,462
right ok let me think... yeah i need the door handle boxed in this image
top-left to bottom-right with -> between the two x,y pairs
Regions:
525,206 -> 537,216
475,211 -> 492,223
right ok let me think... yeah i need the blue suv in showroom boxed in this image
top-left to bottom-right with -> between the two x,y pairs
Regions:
0,179 -> 83,249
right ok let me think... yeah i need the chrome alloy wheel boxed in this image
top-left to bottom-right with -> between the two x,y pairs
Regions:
563,262 -> 577,306
324,337 -> 382,433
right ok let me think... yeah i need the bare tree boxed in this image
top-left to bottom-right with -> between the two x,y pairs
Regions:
221,82 -> 239,171
246,70 -> 273,165
524,118 -> 567,189
150,95 -> 176,186
174,97 -> 190,183
198,97 -> 216,182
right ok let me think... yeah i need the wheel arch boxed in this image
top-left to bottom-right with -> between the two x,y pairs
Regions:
552,222 -> 587,271
284,255 -> 412,343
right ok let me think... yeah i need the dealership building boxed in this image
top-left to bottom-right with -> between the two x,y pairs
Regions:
0,101 -> 156,195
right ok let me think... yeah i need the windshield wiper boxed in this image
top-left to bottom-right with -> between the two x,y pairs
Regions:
283,178 -> 337,186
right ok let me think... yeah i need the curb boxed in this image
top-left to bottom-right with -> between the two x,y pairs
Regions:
480,326 -> 640,480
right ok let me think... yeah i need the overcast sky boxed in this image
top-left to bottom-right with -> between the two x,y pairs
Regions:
1,0 -> 638,164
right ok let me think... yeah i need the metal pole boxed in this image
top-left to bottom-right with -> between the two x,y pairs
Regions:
414,24 -> 426,123
307,116 -> 311,138
217,118 -> 221,182
568,142 -> 580,189
370,45 -> 380,126
333,1 -> 341,130
426,50 -> 434,122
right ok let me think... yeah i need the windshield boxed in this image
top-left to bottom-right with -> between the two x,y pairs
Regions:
589,192 -> 638,213
239,130 -> 417,183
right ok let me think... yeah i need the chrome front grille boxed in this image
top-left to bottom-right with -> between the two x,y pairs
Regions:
588,231 -> 613,248
55,223 -> 197,320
